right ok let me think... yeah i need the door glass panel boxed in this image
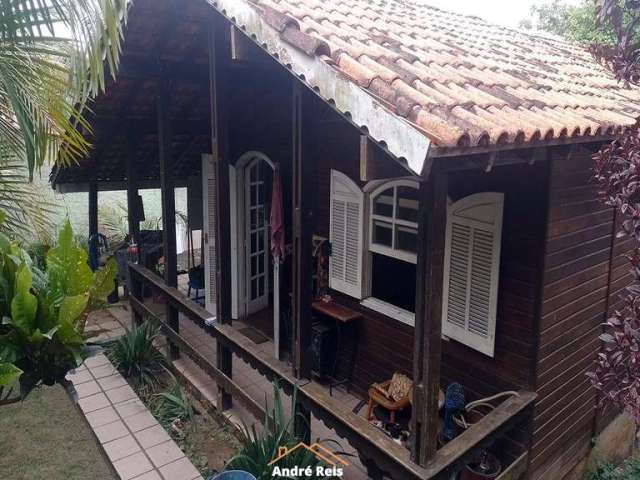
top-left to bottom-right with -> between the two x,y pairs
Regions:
251,255 -> 257,277
258,276 -> 265,297
251,278 -> 257,300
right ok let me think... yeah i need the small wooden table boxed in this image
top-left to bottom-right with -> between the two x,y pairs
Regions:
312,300 -> 362,394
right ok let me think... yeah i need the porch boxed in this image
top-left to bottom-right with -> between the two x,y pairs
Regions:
127,263 -> 535,480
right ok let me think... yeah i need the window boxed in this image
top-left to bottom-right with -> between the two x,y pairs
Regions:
364,180 -> 419,321
369,182 -> 419,263
442,192 -> 504,357
328,170 -> 364,298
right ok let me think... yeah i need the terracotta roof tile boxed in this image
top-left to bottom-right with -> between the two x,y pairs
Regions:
249,0 -> 640,148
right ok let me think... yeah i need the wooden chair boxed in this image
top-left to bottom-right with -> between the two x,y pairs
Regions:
367,374 -> 413,424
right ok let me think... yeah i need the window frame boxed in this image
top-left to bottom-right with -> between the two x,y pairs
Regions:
359,178 -> 420,323
367,179 -> 420,265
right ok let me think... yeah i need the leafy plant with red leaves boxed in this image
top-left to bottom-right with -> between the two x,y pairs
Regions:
590,121 -> 640,424
590,0 -> 640,85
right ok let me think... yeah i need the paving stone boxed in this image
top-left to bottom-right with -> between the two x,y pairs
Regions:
159,457 -> 201,480
113,451 -> 154,480
115,399 -> 148,418
78,392 -> 110,413
67,369 -> 94,385
94,420 -> 129,444
97,374 -> 128,391
146,440 -> 185,468
123,410 -> 158,432
90,363 -> 119,379
75,380 -> 102,399
134,424 -> 172,449
85,406 -> 120,428
85,354 -> 110,369
131,471 -> 163,480
105,384 -> 138,404
104,435 -> 142,462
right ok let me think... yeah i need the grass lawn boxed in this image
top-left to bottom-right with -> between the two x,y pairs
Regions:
0,384 -> 116,480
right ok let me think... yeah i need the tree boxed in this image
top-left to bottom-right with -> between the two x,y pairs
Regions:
587,1 -> 640,424
521,0 -> 615,45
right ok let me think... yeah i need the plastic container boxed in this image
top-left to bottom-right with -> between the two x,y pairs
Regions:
210,471 -> 257,480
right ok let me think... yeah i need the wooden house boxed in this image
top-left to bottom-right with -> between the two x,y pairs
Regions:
53,1 -> 640,478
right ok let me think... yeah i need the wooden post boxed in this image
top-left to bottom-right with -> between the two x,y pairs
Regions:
126,139 -> 140,241
209,13 -> 233,410
88,180 -> 98,238
291,81 -> 313,380
410,159 -> 448,465
157,74 -> 180,360
130,272 -> 143,326
291,81 -> 313,441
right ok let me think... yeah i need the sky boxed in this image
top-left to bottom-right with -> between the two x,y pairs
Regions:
422,0 -> 583,28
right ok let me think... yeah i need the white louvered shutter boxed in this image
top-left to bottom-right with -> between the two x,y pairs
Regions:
202,154 -> 217,315
442,192 -> 504,357
329,170 -> 364,298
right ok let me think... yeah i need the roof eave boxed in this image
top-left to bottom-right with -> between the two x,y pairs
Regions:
209,0 -> 431,175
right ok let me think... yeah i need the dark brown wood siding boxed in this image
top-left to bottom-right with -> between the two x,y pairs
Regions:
531,145 -> 618,480
309,118 -> 545,400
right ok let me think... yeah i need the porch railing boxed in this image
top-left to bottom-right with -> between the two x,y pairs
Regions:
128,263 -> 536,480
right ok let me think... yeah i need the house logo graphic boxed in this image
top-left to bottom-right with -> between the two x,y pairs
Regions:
268,442 -> 348,478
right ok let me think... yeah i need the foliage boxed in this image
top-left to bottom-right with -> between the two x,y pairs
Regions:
107,321 -> 167,389
151,381 -> 194,427
226,383 -> 346,480
587,458 -> 640,479
0,158 -> 58,243
590,122 -> 640,423
590,0 -> 640,85
0,0 -> 128,178
520,0 -> 616,45
0,220 -> 117,398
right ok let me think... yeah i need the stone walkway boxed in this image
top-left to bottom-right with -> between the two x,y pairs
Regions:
85,302 -> 371,480
67,351 -> 203,480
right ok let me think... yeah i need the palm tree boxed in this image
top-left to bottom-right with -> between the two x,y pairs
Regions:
0,1 -> 128,239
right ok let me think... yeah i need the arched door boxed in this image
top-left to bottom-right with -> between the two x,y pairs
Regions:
244,156 -> 272,315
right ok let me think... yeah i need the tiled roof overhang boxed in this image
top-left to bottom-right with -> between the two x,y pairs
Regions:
209,0 -> 432,175
210,0 -> 640,168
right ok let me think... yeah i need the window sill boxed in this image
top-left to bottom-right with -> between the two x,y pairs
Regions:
360,297 -> 415,326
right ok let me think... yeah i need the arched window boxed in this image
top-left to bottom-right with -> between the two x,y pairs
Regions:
360,179 -> 419,321
369,180 -> 420,264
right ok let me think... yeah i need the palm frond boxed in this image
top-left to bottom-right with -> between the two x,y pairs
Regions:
0,145 -> 57,242
0,0 -> 129,177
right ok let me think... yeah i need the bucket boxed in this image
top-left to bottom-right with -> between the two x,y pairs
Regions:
459,451 -> 502,480
211,471 -> 257,480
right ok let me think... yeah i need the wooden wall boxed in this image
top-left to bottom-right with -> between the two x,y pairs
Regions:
308,115 -> 547,400
531,145 -> 620,479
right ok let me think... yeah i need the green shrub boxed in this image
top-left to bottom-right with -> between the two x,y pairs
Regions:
225,383 -> 346,480
0,220 -> 116,398
588,458 -> 640,480
151,381 -> 194,427
107,321 -> 166,388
